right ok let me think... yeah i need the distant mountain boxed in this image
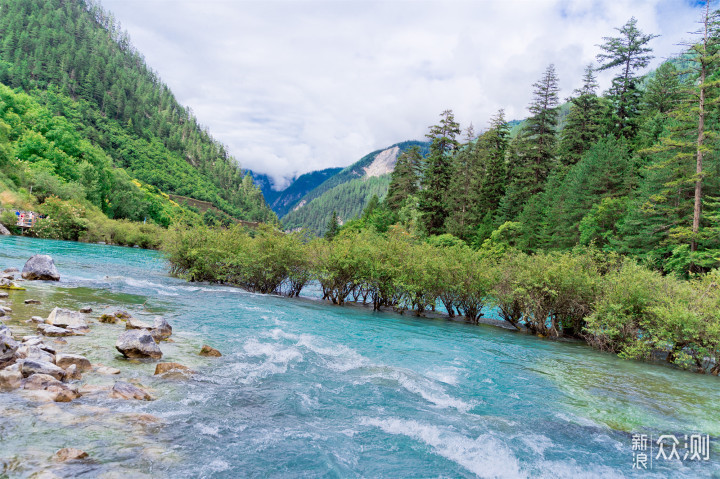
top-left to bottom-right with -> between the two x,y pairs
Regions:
250,167 -> 344,217
281,140 -> 429,235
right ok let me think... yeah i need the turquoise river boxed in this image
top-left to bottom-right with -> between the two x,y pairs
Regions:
1,236 -> 719,478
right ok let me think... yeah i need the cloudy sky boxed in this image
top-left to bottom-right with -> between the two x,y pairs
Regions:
98,0 -> 702,190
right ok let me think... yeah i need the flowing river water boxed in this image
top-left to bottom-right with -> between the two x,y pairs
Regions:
1,236 -> 719,478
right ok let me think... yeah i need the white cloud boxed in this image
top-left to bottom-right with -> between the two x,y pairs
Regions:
99,0 -> 702,190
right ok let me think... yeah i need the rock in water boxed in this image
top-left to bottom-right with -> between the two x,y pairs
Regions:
37,324 -> 76,337
64,364 -> 82,380
110,381 -> 153,400
79,307 -> 92,313
0,278 -> 24,290
21,255 -> 60,281
199,345 -> 222,357
53,448 -> 88,462
24,299 -> 41,304
126,316 -> 152,330
151,317 -> 172,341
55,353 -> 92,372
154,362 -> 193,377
115,330 -> 162,359
46,307 -> 88,330
22,373 -> 62,390
20,360 -> 65,380
0,331 -> 19,362
95,366 -> 121,375
0,223 -> 10,236
0,369 -> 22,389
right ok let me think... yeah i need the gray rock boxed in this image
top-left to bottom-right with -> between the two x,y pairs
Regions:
21,255 -> 60,281
0,369 -> 22,389
0,331 -> 19,362
23,372 -> 63,390
0,292 -> 7,298
0,223 -> 10,236
3,268 -> 18,273
95,366 -> 121,375
15,345 -> 55,364
64,364 -> 82,381
30,316 -> 45,323
46,307 -> 88,329
24,299 -> 41,304
126,316 -> 152,330
20,360 -> 65,380
151,317 -> 172,341
79,307 -> 93,313
0,278 -> 23,290
37,324 -> 75,337
110,381 -> 153,400
56,353 -> 91,372
115,330 -> 162,359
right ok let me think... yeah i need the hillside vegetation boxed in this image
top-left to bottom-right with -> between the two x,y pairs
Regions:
0,0 -> 274,236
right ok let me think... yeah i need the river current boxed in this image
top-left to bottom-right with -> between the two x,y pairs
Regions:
1,236 -> 718,478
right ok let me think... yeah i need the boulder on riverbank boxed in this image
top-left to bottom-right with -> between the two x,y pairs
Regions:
110,381 -> 153,400
115,330 -> 162,359
199,345 -> 222,357
0,223 -> 10,236
21,255 -> 60,281
46,308 -> 88,330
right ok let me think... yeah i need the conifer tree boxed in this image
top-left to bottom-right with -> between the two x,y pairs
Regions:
325,210 -> 340,240
596,17 -> 658,139
501,65 -> 560,220
445,125 -> 481,240
419,109 -> 461,235
642,61 -> 683,115
386,146 -> 422,211
559,65 -> 604,166
622,1 -> 720,273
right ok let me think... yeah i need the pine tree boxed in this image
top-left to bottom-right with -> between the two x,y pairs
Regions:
501,65 -> 560,220
596,17 -> 658,139
419,109 -> 461,235
445,125 -> 481,240
325,210 -> 340,240
623,1 -> 720,273
386,146 -> 422,211
642,61 -> 683,115
559,65 -> 605,166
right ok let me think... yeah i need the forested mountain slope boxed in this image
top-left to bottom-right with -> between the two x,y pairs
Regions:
0,0 -> 274,223
281,141 -> 429,234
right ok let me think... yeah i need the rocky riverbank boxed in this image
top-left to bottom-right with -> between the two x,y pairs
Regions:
0,255 -> 222,478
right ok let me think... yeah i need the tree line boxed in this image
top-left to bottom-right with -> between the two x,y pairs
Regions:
359,11 -> 720,277
163,224 -> 720,375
